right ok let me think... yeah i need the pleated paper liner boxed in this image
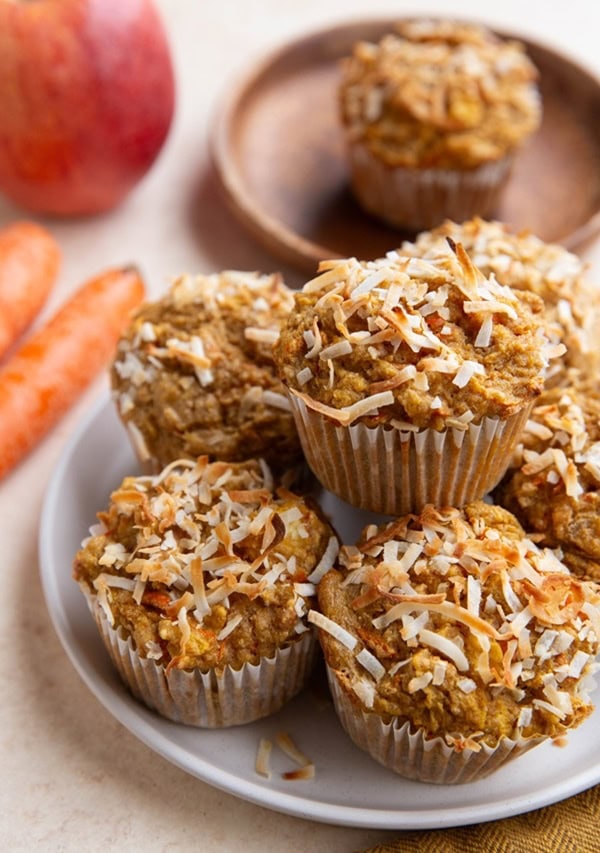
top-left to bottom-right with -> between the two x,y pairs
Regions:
327,668 -> 545,784
288,393 -> 532,515
83,590 -> 318,728
348,142 -> 513,231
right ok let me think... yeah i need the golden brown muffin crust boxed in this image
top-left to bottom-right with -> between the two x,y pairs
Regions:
274,247 -> 550,430
402,218 -> 600,383
315,502 -> 600,747
111,270 -> 301,471
496,384 -> 600,581
340,19 -> 541,169
74,458 -> 337,673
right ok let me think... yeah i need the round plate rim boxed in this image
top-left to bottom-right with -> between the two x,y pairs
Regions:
38,395 -> 600,830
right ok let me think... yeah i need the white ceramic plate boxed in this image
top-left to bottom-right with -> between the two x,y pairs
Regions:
39,397 -> 600,830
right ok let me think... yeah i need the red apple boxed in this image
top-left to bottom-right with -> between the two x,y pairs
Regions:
0,0 -> 175,215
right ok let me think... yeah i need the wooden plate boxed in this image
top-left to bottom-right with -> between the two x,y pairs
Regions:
211,18 -> 600,274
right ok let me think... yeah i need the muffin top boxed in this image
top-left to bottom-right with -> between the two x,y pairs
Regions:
111,270 -> 301,471
339,19 -> 541,168
274,246 -> 554,430
73,457 -> 337,672
402,218 -> 598,381
496,383 -> 600,581
314,501 -> 600,747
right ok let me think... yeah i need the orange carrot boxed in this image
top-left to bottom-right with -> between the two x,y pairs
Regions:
0,265 -> 145,480
0,221 -> 61,359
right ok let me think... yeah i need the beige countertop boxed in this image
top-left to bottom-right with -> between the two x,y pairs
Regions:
2,1 -> 600,850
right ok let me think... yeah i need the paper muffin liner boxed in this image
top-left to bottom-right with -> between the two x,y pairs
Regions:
348,141 -> 513,231
288,393 -> 532,515
326,668 -> 545,784
82,589 -> 318,727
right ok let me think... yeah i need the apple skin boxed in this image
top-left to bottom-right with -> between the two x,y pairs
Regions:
0,0 -> 175,215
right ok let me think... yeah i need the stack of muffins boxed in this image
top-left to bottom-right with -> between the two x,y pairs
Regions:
72,224 -> 600,785
73,269 -> 340,727
271,225 -> 600,783
72,16 -> 600,787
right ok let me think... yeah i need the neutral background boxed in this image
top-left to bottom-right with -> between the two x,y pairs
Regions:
1,1 -> 599,850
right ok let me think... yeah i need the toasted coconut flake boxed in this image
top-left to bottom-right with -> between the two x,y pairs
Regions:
452,360 -> 485,388
356,648 -> 386,682
463,300 -> 518,319
126,420 -> 151,462
255,738 -> 272,778
532,698 -> 567,720
283,764 -> 316,781
217,613 -> 243,640
275,731 -> 312,768
296,366 -> 313,386
308,609 -> 357,650
373,599 -> 504,639
408,672 -> 433,693
319,339 -> 353,360
307,536 -> 340,583
388,658 -> 411,675
474,314 -> 493,347
290,388 -> 394,426
418,628 -> 469,671
352,677 -> 376,708
261,390 -> 292,412
244,327 -> 280,344
368,365 -> 417,394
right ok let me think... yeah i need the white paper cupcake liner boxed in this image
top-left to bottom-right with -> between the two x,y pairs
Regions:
327,668 -> 545,784
83,590 -> 317,727
288,393 -> 532,514
348,141 -> 513,231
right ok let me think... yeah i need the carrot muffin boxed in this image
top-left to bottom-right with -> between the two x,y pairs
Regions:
339,19 -> 541,230
73,456 -> 338,727
402,218 -> 599,384
312,502 -> 600,783
111,270 -> 301,473
273,245 -> 555,514
495,383 -> 600,582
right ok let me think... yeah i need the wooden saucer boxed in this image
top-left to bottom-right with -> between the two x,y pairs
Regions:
211,19 -> 600,274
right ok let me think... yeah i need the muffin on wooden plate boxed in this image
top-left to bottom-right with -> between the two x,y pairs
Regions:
402,217 -> 600,385
111,270 -> 301,474
273,245 -> 555,514
73,456 -> 338,727
495,382 -> 600,582
339,19 -> 541,230
313,502 -> 600,783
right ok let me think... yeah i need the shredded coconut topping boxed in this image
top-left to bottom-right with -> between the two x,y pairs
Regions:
340,19 -> 541,169
402,218 -> 600,381
277,246 -> 549,429
318,502 -> 600,746
75,458 -> 334,669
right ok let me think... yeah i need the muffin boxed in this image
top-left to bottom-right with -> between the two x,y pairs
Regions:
273,245 -> 555,514
339,19 -> 541,230
495,382 -> 600,582
313,501 -> 600,783
73,456 -> 338,727
111,270 -> 301,473
402,217 -> 600,384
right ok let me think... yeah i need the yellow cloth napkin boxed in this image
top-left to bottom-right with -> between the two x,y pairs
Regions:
363,784 -> 599,853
